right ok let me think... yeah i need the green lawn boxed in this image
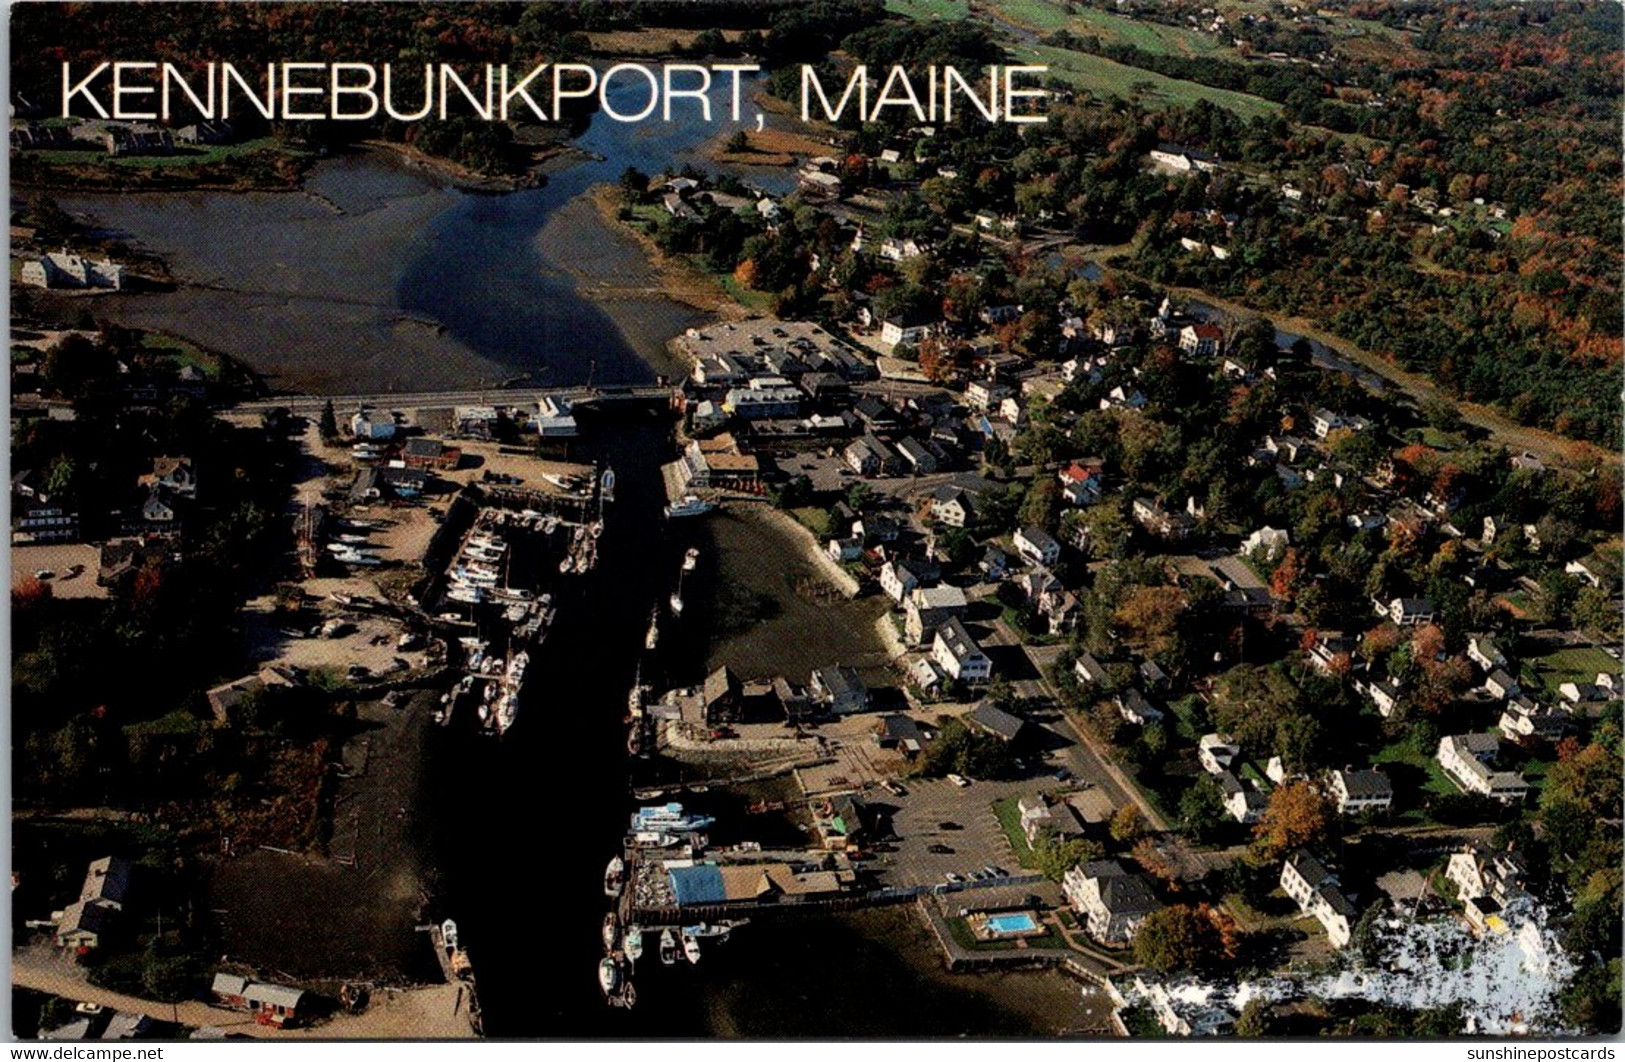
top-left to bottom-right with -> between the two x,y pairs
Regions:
1030,44 -> 1281,122
945,914 -> 1067,951
26,137 -> 303,170
886,0 -> 969,19
1372,732 -> 1458,819
992,796 -> 1039,868
993,0 -> 1231,56
140,332 -> 223,379
1522,645 -> 1617,701
790,506 -> 833,538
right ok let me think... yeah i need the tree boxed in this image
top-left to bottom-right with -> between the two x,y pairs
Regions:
1235,997 -> 1271,1037
1178,776 -> 1230,845
1132,904 -> 1224,974
1033,836 -> 1104,882
619,165 -> 649,201
1110,803 -> 1148,845
318,400 -> 339,442
1249,781 -> 1331,864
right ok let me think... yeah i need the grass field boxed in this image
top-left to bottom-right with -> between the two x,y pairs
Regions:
1030,44 -> 1281,121
992,796 -> 1040,868
26,137 -> 300,170
993,0 -> 1231,57
140,332 -> 223,379
1522,644 -> 1618,700
1372,731 -> 1458,815
886,0 -> 970,19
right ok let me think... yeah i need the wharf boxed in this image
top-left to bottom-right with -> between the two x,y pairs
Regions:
426,922 -> 483,1036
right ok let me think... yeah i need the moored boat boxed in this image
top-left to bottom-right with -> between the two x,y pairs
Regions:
602,912 -> 619,954
664,495 -> 715,519
682,547 -> 699,572
683,931 -> 701,964
659,928 -> 680,967
598,956 -> 621,997
604,855 -> 625,899
623,926 -> 644,964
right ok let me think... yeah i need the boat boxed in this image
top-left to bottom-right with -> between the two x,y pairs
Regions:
629,802 -> 715,834
619,981 -> 636,1010
659,928 -> 680,967
442,919 -> 459,952
682,547 -> 699,572
669,592 -> 684,616
559,557 -> 573,574
623,926 -> 644,963
601,467 -> 616,503
664,495 -> 715,519
598,957 -> 621,997
627,726 -> 644,757
645,611 -> 658,650
604,855 -> 625,899
602,912 -> 619,954
683,932 -> 701,964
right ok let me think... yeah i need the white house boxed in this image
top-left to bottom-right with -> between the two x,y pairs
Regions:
905,584 -> 968,645
1115,689 -> 1163,726
1013,526 -> 1061,568
1242,526 -> 1291,563
932,618 -> 991,683
1467,635 -> 1507,672
351,409 -> 397,441
1280,849 -> 1356,948
1058,463 -> 1104,506
1377,597 -> 1435,626
1215,771 -> 1266,824
1328,768 -> 1393,815
880,318 -> 935,348
1197,734 -> 1239,775
1073,652 -> 1109,687
1063,859 -> 1162,945
1437,734 -> 1529,803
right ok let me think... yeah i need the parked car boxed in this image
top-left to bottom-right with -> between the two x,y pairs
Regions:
927,843 -> 955,855
944,872 -> 964,883
946,773 -> 971,788
938,821 -> 963,831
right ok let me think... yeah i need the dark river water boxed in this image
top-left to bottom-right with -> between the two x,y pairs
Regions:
54,80 -> 793,394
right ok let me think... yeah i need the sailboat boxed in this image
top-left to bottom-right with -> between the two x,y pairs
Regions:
682,547 -> 699,572
645,609 -> 659,650
659,928 -> 680,966
623,926 -> 644,964
598,957 -> 621,997
604,855 -> 625,899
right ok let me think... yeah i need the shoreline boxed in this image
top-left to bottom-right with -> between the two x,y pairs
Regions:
584,184 -> 753,320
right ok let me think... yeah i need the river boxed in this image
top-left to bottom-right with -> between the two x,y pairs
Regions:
38,82 -> 1106,1038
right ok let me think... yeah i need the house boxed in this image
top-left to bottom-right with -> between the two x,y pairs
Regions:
854,514 -> 901,544
1377,597 -> 1436,626
1445,843 -> 1528,904
930,487 -> 975,528
1564,556 -> 1612,589
811,666 -> 869,716
55,897 -> 118,950
1132,497 -> 1195,540
1177,323 -> 1224,357
1018,792 -> 1088,846
880,557 -> 937,604
1483,669 -> 1521,701
905,584 -> 968,645
979,544 -> 1010,579
1099,385 -> 1148,412
534,395 -> 580,437
142,455 -> 197,498
876,713 -> 928,757
1467,636 -> 1508,672
209,975 -> 306,1026
1280,849 -> 1356,948
1063,859 -> 1162,945
19,250 -> 124,290
844,435 -> 899,477
1197,734 -> 1239,775
350,408 -> 397,441
1115,688 -> 1163,726
1499,701 -> 1568,742
1057,462 -> 1104,506
1242,526 -> 1290,563
964,379 -> 1012,413
826,535 -> 863,562
967,702 -> 1030,745
816,793 -> 872,850
1309,409 -> 1345,438
1148,142 -> 1219,173
1558,681 -> 1610,707
1211,770 -> 1265,823
1013,526 -> 1061,568
880,316 -> 937,349
1329,768 -> 1393,815
703,666 -> 743,724
1365,678 -> 1402,718
81,858 -> 133,910
1136,976 -> 1236,1037
724,380 -> 803,419
1073,652 -> 1109,687
895,436 -> 939,475
932,618 -> 991,683
1306,632 -> 1357,674
1436,734 -> 1529,803
401,437 -> 461,471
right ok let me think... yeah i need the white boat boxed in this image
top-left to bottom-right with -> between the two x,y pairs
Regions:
542,515 -> 561,534
659,928 -> 680,967
669,593 -> 684,616
682,548 -> 699,572
645,611 -> 658,650
442,919 -> 459,951
682,932 -> 701,964
559,557 -> 573,574
598,957 -> 621,997
623,926 -> 643,964
604,855 -> 625,898
664,495 -> 715,519
602,912 -> 619,954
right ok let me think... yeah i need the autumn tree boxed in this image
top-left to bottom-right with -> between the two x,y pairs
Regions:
1132,904 -> 1225,974
1110,803 -> 1148,845
1249,781 -> 1333,865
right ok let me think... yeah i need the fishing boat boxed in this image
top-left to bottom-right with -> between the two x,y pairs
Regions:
664,495 -> 715,519
682,547 -> 699,572
623,926 -> 644,964
442,919 -> 459,952
645,610 -> 659,650
602,912 -> 619,954
629,803 -> 715,834
604,855 -> 625,899
598,957 -> 621,997
659,928 -> 680,967
683,932 -> 702,964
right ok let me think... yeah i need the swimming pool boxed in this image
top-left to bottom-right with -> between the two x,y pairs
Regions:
985,912 -> 1039,935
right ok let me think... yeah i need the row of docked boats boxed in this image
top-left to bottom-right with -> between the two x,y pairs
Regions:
559,520 -> 601,575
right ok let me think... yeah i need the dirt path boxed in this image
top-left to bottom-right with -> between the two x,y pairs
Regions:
11,946 -> 475,1039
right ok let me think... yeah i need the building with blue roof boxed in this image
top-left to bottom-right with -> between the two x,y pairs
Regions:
668,864 -> 727,906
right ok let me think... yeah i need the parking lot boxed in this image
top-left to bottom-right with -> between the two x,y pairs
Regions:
876,775 -> 1038,889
